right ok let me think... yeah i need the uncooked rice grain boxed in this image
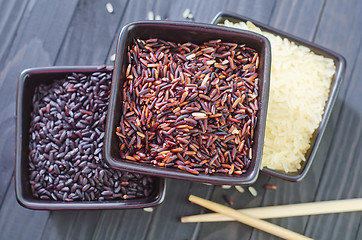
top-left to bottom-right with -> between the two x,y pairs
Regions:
248,186 -> 258,197
235,185 -> 245,193
223,20 -> 336,173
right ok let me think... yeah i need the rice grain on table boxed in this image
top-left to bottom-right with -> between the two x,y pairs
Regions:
223,20 -> 336,173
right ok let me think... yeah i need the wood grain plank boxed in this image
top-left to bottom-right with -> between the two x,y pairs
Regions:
105,0 -> 275,64
55,0 -> 129,66
91,184 -> 210,240
167,0 -> 276,24
303,14 -> 362,237
91,211 -> 127,240
303,107 -> 362,240
250,0 -> 362,239
106,0 -> 248,65
314,0 -> 362,103
0,0 -> 29,69
0,0 -> 79,205
225,0 -> 276,23
356,216 -> 362,240
0,0 -> 79,238
188,183 -> 215,240
143,179 -> 212,240
0,179 -> 49,240
39,211 -> 78,240
269,0 -> 325,40
301,1 -> 362,239
246,0 -> 335,239
104,209 -> 154,240
0,38 -> 54,203
145,179 -> 198,240
7,0 -> 79,63
105,0 -> 173,65
197,174 -> 271,240
63,210 -> 103,240
167,0 -> 228,23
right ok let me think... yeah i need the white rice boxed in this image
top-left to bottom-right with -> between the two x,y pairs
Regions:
223,20 -> 336,172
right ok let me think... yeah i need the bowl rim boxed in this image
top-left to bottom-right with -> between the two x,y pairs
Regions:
15,66 -> 166,210
104,20 -> 272,185
211,11 -> 347,181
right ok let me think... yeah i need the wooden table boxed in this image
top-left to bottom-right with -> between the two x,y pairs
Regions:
0,0 -> 361,239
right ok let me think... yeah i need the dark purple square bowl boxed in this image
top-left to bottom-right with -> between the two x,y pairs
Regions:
104,21 -> 271,185
16,66 -> 165,210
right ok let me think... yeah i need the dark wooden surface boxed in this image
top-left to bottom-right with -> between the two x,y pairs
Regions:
0,0 -> 361,239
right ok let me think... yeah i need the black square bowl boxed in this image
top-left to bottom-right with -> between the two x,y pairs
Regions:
16,66 -> 165,210
104,21 -> 271,185
211,12 -> 346,181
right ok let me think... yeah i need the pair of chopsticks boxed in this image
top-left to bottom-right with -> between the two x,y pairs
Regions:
184,195 -> 362,240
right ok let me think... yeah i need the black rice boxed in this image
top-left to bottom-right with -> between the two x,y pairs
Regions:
28,70 -> 154,202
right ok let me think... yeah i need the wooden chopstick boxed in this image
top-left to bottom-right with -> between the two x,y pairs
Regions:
182,198 -> 362,223
188,195 -> 313,240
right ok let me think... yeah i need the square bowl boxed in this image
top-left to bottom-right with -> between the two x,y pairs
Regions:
16,66 -> 166,210
212,12 -> 346,181
104,21 -> 271,185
